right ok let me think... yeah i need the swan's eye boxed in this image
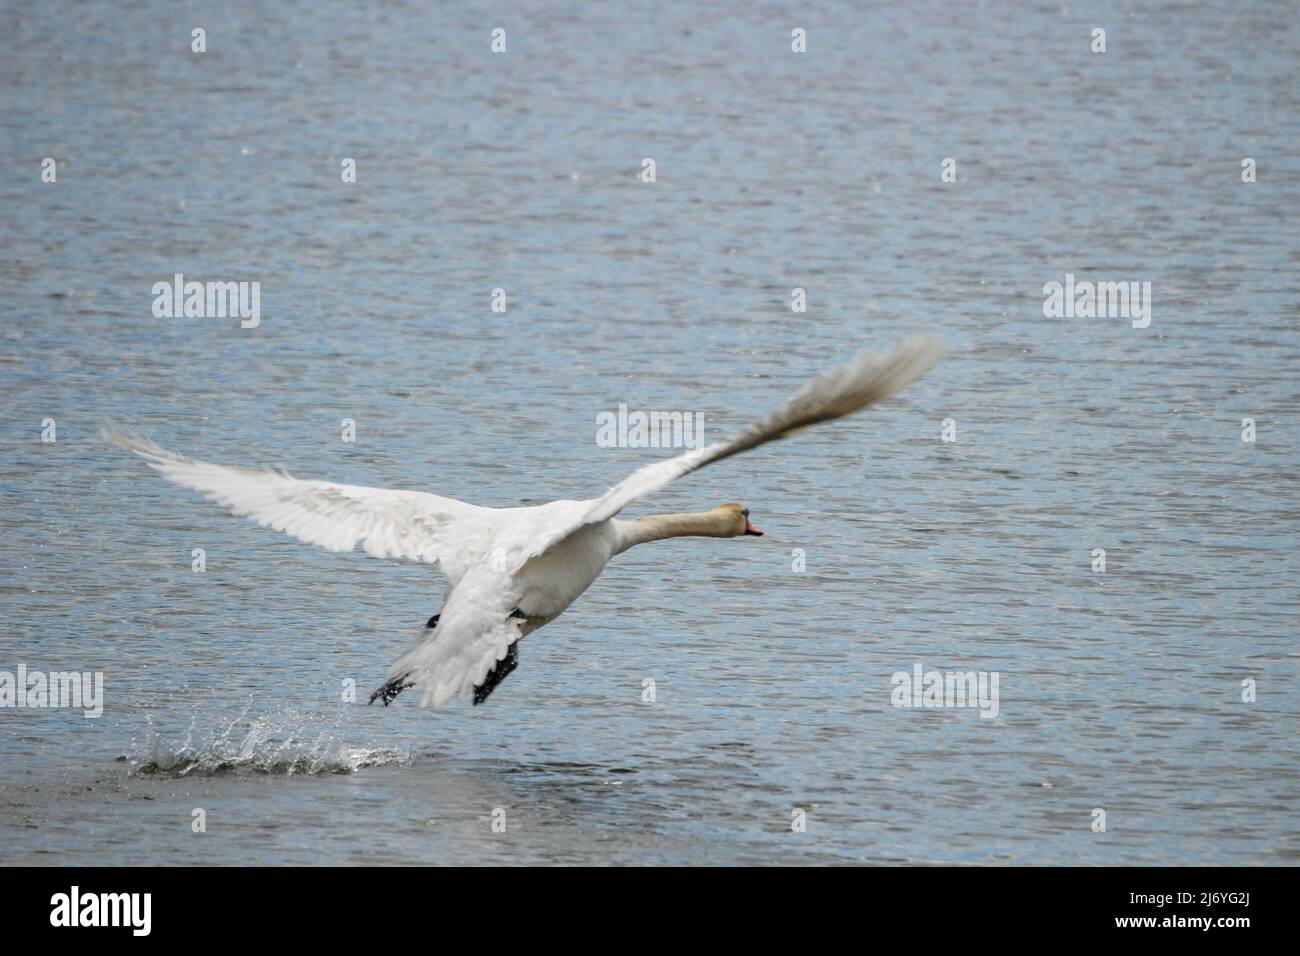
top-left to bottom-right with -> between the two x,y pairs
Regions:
741,509 -> 749,517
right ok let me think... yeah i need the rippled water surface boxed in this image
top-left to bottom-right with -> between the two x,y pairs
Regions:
2,0 -> 1298,865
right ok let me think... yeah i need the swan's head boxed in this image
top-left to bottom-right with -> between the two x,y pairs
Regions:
718,503 -> 763,537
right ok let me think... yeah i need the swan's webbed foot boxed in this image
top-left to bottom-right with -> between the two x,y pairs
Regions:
369,672 -> 414,706
473,641 -> 519,706
371,614 -> 439,706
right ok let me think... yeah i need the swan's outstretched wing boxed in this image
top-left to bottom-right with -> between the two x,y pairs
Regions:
521,334 -> 947,564
109,432 -> 489,568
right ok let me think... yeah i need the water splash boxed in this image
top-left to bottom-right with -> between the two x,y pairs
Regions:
127,701 -> 411,777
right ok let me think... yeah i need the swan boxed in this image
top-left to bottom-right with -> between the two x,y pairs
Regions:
110,335 -> 945,709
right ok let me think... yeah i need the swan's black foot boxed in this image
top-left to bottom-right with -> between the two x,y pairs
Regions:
369,672 -> 414,706
425,613 -> 440,629
473,642 -> 519,706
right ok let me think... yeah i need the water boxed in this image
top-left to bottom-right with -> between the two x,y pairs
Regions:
2,0 -> 1298,865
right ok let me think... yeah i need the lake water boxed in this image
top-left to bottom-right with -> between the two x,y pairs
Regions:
1,0 -> 1297,865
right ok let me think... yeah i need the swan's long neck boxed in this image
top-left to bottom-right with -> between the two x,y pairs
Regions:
615,511 -> 739,553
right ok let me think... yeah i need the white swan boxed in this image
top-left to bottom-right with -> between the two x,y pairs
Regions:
110,335 -> 945,709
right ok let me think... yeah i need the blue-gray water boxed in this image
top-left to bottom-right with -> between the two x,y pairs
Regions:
2,0 -> 1297,865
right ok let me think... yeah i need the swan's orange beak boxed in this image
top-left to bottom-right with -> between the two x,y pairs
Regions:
744,519 -> 763,536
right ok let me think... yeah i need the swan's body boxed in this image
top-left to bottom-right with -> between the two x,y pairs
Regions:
111,335 -> 945,709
